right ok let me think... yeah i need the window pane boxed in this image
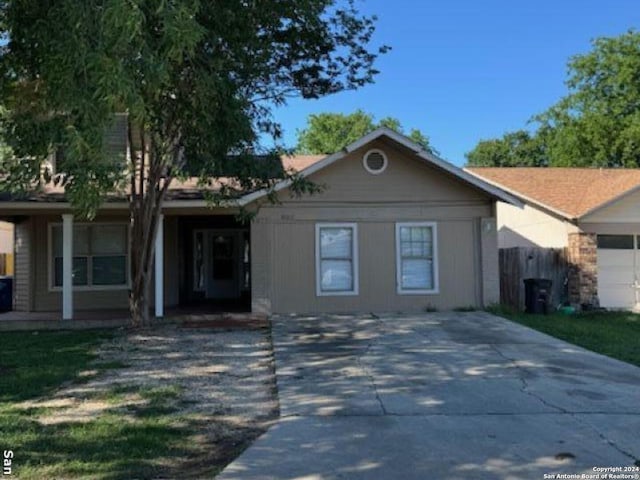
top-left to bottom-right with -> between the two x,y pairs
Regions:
320,228 -> 352,259
52,226 -> 63,257
92,225 -> 127,255
400,227 -> 432,258
74,226 -> 90,255
597,235 -> 633,249
321,260 -> 353,292
92,256 -> 127,285
52,225 -> 94,257
401,241 -> 432,257
401,259 -> 433,290
54,257 -> 88,286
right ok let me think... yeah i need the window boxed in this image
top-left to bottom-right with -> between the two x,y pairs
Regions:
51,224 -> 129,289
316,223 -> 358,296
396,222 -> 438,294
597,235 -> 634,249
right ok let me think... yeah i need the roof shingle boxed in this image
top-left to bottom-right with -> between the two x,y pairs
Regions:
466,167 -> 640,219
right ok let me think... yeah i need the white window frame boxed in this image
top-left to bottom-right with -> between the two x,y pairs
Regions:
48,222 -> 131,292
315,223 -> 359,296
395,221 -> 439,295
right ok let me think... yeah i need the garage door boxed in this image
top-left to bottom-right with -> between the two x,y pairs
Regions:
597,234 -> 639,309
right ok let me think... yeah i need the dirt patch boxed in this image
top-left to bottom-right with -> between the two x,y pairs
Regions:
17,323 -> 279,477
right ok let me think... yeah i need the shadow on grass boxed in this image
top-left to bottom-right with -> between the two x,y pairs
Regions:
0,330 -> 116,404
0,409 -> 192,479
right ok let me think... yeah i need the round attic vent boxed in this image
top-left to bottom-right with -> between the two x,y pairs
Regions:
363,149 -> 388,174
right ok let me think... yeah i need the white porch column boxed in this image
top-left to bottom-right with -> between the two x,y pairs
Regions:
62,214 -> 73,320
154,214 -> 164,318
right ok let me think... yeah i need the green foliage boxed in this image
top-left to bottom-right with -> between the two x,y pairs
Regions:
0,0 -> 387,217
466,30 -> 640,168
537,30 -> 640,168
296,110 -> 436,154
0,0 -> 388,325
466,130 -> 547,167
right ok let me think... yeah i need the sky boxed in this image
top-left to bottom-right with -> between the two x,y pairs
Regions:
270,0 -> 640,166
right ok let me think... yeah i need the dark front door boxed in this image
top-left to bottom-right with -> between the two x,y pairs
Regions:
205,231 -> 241,299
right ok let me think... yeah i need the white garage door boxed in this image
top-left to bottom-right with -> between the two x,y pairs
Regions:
597,234 -> 640,309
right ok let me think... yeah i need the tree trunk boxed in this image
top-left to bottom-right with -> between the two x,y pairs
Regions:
129,194 -> 160,328
127,125 -> 175,328
129,274 -> 150,328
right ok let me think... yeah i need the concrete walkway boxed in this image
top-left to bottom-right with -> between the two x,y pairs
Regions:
217,312 -> 640,479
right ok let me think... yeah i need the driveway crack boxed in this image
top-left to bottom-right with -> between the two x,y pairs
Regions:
490,344 -> 568,414
355,315 -> 387,415
573,415 -> 639,463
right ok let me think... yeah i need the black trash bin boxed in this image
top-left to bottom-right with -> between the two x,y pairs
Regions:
0,276 -> 13,312
523,278 -> 552,314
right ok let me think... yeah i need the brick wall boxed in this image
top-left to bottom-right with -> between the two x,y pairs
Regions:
567,232 -> 597,307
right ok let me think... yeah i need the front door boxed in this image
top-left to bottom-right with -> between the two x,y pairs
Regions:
206,231 -> 241,299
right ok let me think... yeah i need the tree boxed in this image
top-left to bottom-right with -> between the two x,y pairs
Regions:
465,130 -> 547,167
537,30 -> 640,167
296,110 -> 436,154
0,0 -> 387,327
466,30 -> 640,168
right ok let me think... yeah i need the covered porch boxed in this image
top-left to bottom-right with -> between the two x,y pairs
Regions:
4,210 -> 253,321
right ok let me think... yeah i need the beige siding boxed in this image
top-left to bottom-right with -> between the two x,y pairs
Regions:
252,141 -> 495,314
496,202 -> 578,248
13,219 -> 33,312
32,215 -> 130,311
280,139 -> 488,205
250,219 -> 273,314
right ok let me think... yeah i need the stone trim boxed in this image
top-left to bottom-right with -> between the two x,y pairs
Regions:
567,232 -> 597,307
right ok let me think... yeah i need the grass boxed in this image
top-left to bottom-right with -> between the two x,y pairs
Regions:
0,330 -> 115,403
0,330 -> 195,479
489,306 -> 640,367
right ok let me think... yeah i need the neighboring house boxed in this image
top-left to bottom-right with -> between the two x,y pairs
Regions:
0,127 -> 517,320
467,167 -> 640,310
0,221 -> 14,276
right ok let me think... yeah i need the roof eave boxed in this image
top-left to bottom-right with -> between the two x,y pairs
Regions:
577,183 -> 640,222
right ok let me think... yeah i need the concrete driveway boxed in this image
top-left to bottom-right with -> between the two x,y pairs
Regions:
218,312 -> 640,479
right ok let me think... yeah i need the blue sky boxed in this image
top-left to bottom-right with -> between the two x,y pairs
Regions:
271,0 -> 640,165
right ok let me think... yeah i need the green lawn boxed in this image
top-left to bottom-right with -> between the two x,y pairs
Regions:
491,307 -> 640,367
0,330 -> 193,479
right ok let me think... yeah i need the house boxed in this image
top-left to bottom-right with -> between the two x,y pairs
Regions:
467,167 -> 640,310
0,127 -> 517,320
0,221 -> 13,276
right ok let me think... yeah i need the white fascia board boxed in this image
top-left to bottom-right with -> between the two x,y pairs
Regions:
578,183 -> 640,221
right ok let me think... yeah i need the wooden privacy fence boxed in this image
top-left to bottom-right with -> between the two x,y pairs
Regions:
499,247 -> 569,311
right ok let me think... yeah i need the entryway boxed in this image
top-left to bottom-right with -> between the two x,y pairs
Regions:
179,216 -> 250,311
